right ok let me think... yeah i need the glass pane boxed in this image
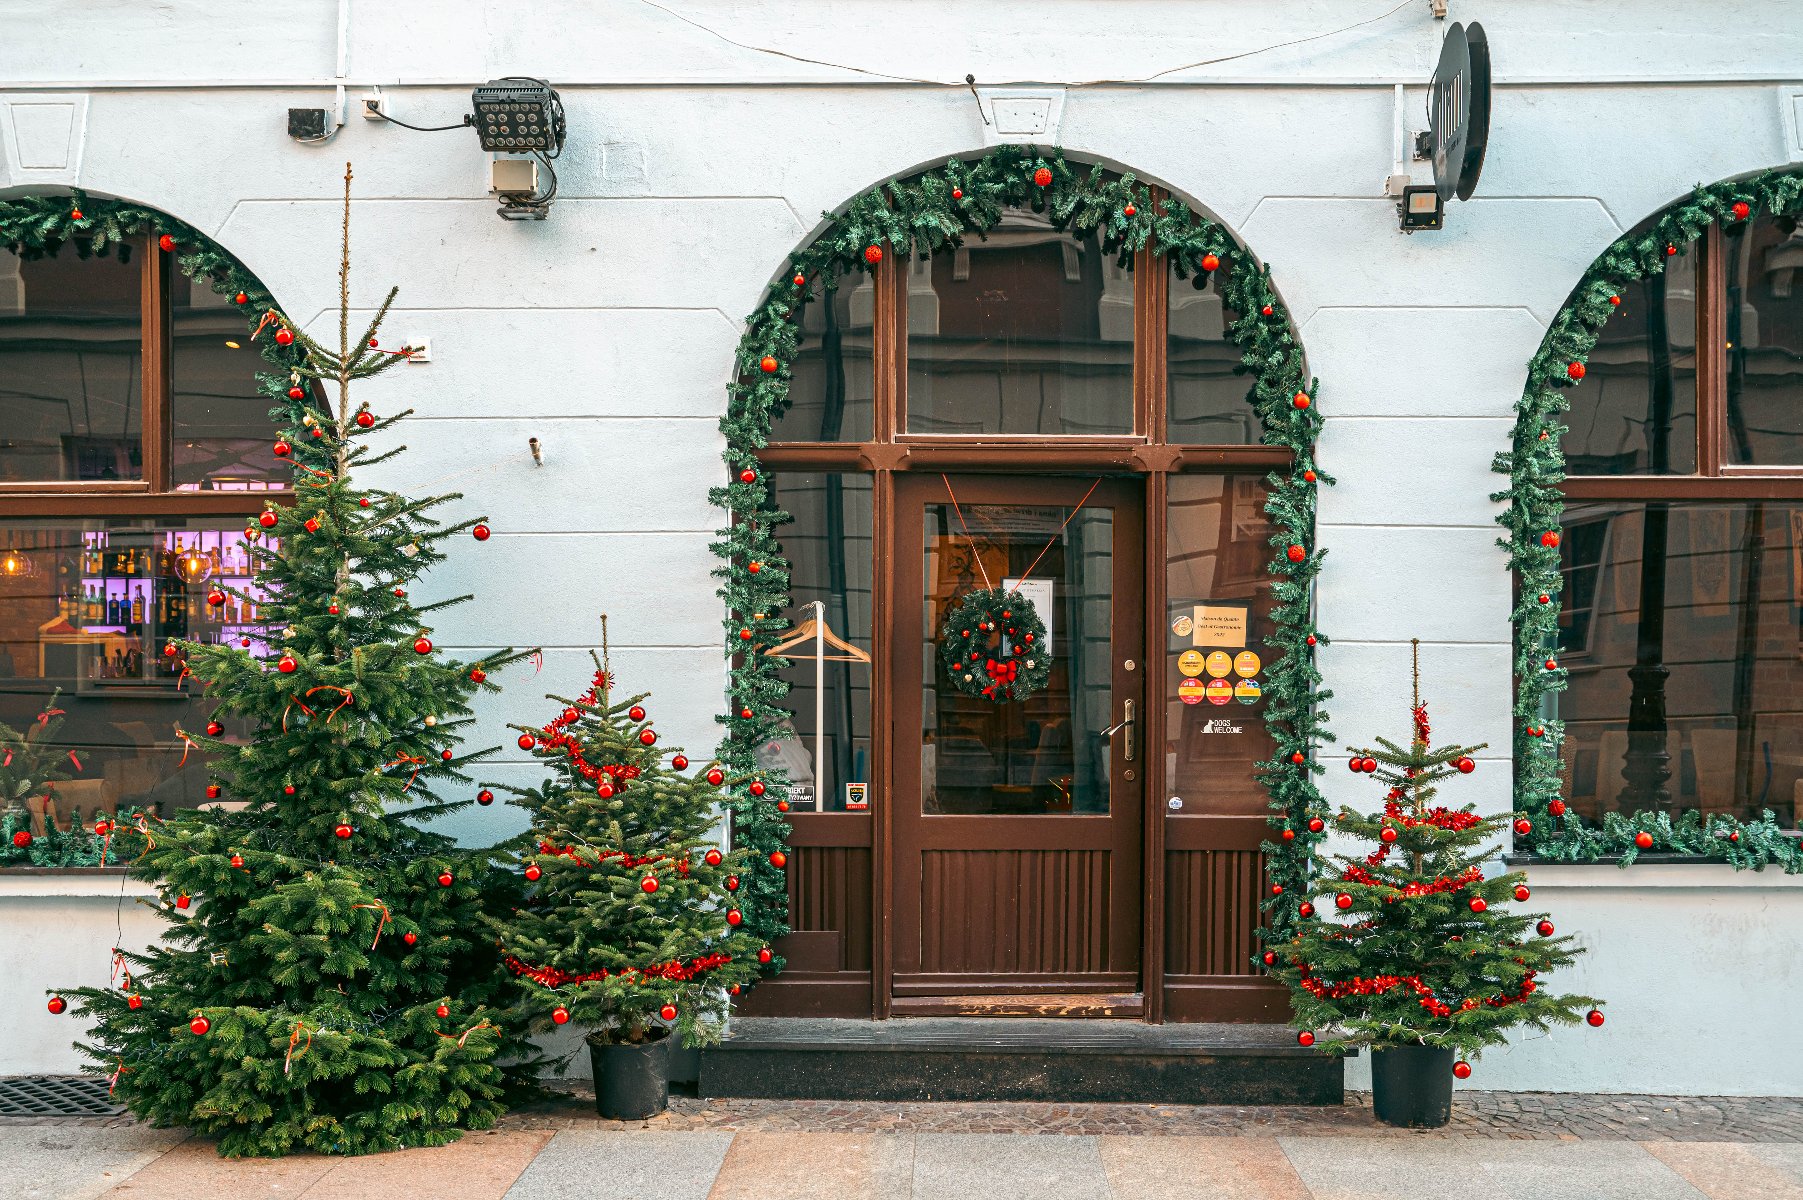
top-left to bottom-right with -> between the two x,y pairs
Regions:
770,277 -> 874,443
905,217 -> 1133,435
0,517 -> 279,833
760,471 -> 874,812
921,500 -> 1113,814
1164,475 -> 1277,813
1167,264 -> 1256,445
1725,211 -> 1803,465
0,242 -> 143,482
1553,499 -> 1802,831
170,271 -> 285,490
1562,242 -> 1698,475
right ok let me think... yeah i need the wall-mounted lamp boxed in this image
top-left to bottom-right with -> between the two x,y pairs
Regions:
363,77 -> 567,221
1399,185 -> 1444,232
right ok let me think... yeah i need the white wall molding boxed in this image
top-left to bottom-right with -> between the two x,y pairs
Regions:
0,91 -> 88,186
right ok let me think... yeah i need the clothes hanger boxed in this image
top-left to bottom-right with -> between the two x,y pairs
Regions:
764,611 -> 871,663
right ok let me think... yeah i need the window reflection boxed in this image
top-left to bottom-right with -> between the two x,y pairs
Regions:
1167,265 -> 1256,445
771,276 -> 875,443
170,272 -> 285,490
1725,211 -> 1803,465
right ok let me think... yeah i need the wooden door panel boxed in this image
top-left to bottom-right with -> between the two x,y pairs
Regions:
917,848 -> 1113,974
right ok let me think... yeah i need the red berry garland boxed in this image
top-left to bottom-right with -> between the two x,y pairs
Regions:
938,588 -> 1051,703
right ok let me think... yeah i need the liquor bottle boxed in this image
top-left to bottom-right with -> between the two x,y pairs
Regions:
131,585 -> 145,625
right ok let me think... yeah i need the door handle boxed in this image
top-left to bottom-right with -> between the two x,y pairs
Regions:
1101,699 -> 1136,762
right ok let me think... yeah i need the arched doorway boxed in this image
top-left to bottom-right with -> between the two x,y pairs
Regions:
720,149 -> 1326,1022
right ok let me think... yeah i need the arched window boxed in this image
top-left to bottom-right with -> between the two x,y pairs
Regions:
0,197 -> 296,841
1529,187 -> 1803,845
730,154 -> 1320,1022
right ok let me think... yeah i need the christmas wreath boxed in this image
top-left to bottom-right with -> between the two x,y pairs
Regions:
939,589 -> 1051,702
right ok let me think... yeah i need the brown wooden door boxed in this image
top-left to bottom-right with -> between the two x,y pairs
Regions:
890,473 -> 1145,1003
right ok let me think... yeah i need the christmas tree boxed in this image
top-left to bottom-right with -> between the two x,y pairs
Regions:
1267,641 -> 1603,1076
0,691 -> 88,867
59,165 -> 533,1157
492,620 -> 765,1049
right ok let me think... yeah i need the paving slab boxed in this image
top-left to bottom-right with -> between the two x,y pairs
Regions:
909,1134 -> 1110,1200
98,1138 -> 335,1197
503,1130 -> 732,1200
1641,1142 -> 1803,1200
1278,1136 -> 1710,1200
706,1132 -> 914,1200
1097,1135 -> 1311,1199
0,1127 -> 186,1200
302,1129 -> 552,1200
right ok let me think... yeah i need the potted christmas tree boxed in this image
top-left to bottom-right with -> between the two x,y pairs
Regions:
57,165 -> 535,1156
1266,641 -> 1604,1128
492,622 -> 764,1120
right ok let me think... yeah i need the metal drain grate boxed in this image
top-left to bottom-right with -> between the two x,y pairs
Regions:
0,1075 -> 125,1117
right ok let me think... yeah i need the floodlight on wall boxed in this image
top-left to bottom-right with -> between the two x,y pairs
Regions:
361,77 -> 567,221
1399,185 -> 1444,231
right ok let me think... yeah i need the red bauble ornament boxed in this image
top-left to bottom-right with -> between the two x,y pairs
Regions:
659,1004 -> 678,1022
1514,885 -> 1531,901
726,908 -> 743,925
234,292 -> 248,305
470,668 -> 487,683
562,707 -> 580,724
597,781 -> 617,800
438,871 -> 454,887
334,823 -> 352,839
769,851 -> 787,869
729,985 -> 741,995
1347,758 -> 1362,774
288,386 -> 305,400
1455,757 -> 1475,774
1469,897 -> 1488,913
1544,658 -> 1558,671
863,244 -> 883,264
629,705 -> 646,721
477,789 -> 494,806
1033,166 -> 1053,187
706,768 -> 725,786
413,636 -> 433,655
639,729 -> 657,746
12,830 -> 31,848
1201,253 -> 1220,273
1298,902 -> 1315,918
273,438 -> 292,457
471,523 -> 490,541
525,864 -> 542,881
1586,1009 -> 1605,1027
759,355 -> 779,374
1566,361 -> 1586,381
403,932 -> 417,945
328,603 -> 339,615
1453,1061 -> 1472,1080
1665,243 -> 1678,256
641,876 -> 658,893
1123,203 -> 1135,216
229,854 -> 244,868
259,510 -> 279,528
1271,884 -> 1284,896
1538,594 -> 1551,604
737,468 -> 757,485
275,328 -> 294,346
1281,829 -> 1295,842
1296,1031 -> 1315,1047
355,411 -> 375,428
440,749 -> 454,762
740,708 -> 754,719
1634,831 -> 1654,849
518,734 -> 536,750
749,781 -> 766,797
793,272 -> 806,286
739,628 -> 752,641
1308,817 -> 1324,833
725,875 -> 739,891
673,755 -> 689,770
359,498 -> 370,508
159,234 -> 176,252
1514,818 -> 1532,835
747,562 -> 761,574
1540,531 -> 1561,548
1361,758 -> 1377,773
704,849 -> 723,866
190,1016 -> 210,1035
1302,470 -> 1317,484
757,946 -> 774,964
70,207 -> 82,220
1290,752 -> 1305,765
552,1006 -> 570,1025
1537,919 -> 1554,936
1306,634 -> 1317,646
436,1003 -> 450,1018
1292,391 -> 1311,410
953,188 -> 966,200
284,784 -> 297,795
1731,200 -> 1751,221
1262,950 -> 1278,966
1608,295 -> 1621,307
1286,544 -> 1306,563
1335,893 -> 1353,910
1549,799 -> 1567,817
1380,827 -> 1398,844
277,653 -> 298,675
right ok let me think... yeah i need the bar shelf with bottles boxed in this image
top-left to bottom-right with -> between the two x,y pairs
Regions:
48,527 -> 277,696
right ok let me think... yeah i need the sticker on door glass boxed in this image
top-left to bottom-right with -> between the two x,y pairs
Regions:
1171,612 -> 1194,640
1204,650 -> 1234,678
1178,677 -> 1207,705
1205,678 -> 1233,705
1177,649 -> 1207,678
1193,603 -> 1249,648
1234,651 -> 1261,678
1234,679 -> 1262,705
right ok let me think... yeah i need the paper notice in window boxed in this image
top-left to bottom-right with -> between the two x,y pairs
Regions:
1003,576 -> 1055,655
1192,603 -> 1248,648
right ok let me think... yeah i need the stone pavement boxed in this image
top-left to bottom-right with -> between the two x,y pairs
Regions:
1,1092 -> 1799,1200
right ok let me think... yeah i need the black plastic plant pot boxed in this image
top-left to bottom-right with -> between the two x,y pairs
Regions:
588,1028 -> 672,1120
1370,1043 -> 1455,1128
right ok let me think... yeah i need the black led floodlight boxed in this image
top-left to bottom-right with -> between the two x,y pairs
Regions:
472,78 -> 565,154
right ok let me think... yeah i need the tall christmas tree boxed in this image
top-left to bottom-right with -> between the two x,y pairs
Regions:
59,165 -> 533,1157
493,620 -> 764,1048
1267,641 -> 1603,1077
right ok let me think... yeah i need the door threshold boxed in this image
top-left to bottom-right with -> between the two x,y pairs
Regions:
890,992 -> 1145,1019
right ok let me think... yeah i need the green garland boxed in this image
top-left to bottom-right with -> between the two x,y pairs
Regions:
711,145 -> 1334,961
1492,167 -> 1803,873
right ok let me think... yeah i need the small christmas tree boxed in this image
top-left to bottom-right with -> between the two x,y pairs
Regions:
1268,641 -> 1603,1077
492,619 -> 764,1049
0,691 -> 84,867
60,165 -> 533,1157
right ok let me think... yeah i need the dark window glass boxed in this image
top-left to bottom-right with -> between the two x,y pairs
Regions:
0,517 -> 279,833
0,243 -> 143,482
170,272 -> 283,490
770,277 -> 875,443
1725,211 -> 1803,466
1167,264 -> 1256,445
1554,499 -> 1802,831
1164,474 -> 1276,814
761,472 -> 873,812
1562,250 -> 1698,475
905,217 -> 1133,435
